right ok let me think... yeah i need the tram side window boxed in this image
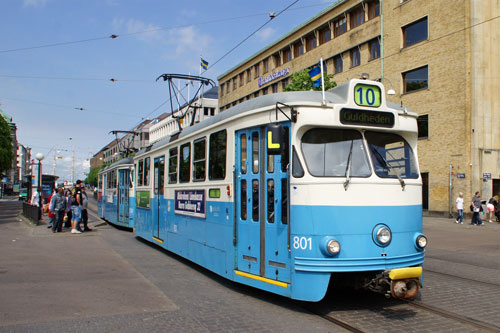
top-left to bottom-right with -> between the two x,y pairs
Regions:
144,157 -> 150,186
168,147 -> 178,184
365,131 -> 419,179
180,143 -> 191,183
252,132 -> 259,173
138,160 -> 144,186
209,130 -> 227,180
292,146 -> 304,178
98,175 -> 102,190
193,137 -> 206,181
241,179 -> 247,220
281,127 -> 290,172
267,179 -> 274,223
301,129 -> 371,177
240,134 -> 247,174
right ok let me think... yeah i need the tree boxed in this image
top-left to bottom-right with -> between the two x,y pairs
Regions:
0,115 -> 13,176
85,164 -> 106,187
284,68 -> 336,92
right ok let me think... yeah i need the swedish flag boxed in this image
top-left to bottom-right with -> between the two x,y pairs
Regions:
308,62 -> 322,87
201,58 -> 209,70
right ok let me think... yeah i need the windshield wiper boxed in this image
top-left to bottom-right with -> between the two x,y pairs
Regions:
343,140 -> 354,191
370,147 -> 405,190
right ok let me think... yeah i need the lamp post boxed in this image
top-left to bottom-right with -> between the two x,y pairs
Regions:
34,152 -> 44,218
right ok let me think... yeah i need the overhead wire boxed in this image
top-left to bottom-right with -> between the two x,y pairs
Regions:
0,2 -> 321,55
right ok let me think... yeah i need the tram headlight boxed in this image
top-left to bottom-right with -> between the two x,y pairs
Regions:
376,227 -> 392,245
416,235 -> 427,249
326,240 -> 341,255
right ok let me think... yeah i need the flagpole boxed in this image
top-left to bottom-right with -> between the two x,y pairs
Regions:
320,58 -> 326,105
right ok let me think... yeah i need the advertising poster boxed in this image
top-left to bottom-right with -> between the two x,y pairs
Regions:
174,189 -> 206,218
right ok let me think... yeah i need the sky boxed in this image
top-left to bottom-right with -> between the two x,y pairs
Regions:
0,0 -> 332,183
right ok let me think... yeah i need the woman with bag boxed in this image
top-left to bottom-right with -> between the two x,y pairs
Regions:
471,191 -> 483,226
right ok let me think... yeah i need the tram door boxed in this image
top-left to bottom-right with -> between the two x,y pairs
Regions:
153,156 -> 165,240
235,125 -> 290,283
118,169 -> 130,223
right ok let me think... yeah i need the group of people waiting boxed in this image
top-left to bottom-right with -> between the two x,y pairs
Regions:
46,180 -> 92,234
455,191 -> 499,225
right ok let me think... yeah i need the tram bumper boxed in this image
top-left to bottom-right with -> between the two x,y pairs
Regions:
365,267 -> 422,299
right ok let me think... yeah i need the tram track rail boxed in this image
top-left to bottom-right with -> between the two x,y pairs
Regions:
303,305 -> 366,333
425,268 -> 500,288
404,299 -> 500,332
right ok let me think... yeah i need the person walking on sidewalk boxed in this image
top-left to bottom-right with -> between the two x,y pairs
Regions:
49,187 -> 66,233
71,180 -> 84,234
80,186 -> 92,232
46,188 -> 56,229
487,195 -> 498,223
455,192 -> 464,224
471,191 -> 483,226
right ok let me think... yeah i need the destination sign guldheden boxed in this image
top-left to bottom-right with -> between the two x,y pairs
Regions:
339,108 -> 395,128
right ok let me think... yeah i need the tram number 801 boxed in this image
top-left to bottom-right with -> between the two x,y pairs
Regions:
293,236 -> 312,250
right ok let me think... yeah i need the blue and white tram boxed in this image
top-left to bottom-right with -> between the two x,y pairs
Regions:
133,79 -> 427,301
97,157 -> 135,228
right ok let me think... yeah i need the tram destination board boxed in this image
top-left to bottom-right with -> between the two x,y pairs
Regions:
339,108 -> 395,128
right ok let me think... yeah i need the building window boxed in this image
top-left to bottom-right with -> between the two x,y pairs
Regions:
226,81 -> 230,94
319,26 -> 331,44
403,17 -> 428,47
368,0 -> 380,20
179,142 -> 190,183
282,78 -> 289,91
369,38 -> 380,60
220,83 -> 224,97
350,6 -> 365,29
262,87 -> 268,95
273,53 -> 281,67
283,48 -> 292,63
334,54 -> 343,73
293,41 -> 304,58
417,115 -> 428,139
306,34 -> 317,51
247,69 -> 251,83
239,73 -> 244,86
193,137 -> 206,181
254,64 -> 260,79
233,78 -> 237,90
403,65 -> 428,93
272,83 -> 278,93
209,130 -> 226,180
351,48 -> 360,67
334,16 -> 347,37
263,58 -> 269,73
254,91 -> 259,98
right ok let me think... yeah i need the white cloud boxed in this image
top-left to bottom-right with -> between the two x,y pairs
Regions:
167,25 -> 214,58
255,27 -> 276,42
23,0 -> 49,7
112,18 -> 164,43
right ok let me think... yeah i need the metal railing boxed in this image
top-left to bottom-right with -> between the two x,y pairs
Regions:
22,202 -> 41,225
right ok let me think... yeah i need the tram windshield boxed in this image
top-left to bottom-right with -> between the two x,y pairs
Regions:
301,129 -> 371,177
365,131 -> 419,179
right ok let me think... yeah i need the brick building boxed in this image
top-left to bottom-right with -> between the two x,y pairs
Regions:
217,0 -> 500,214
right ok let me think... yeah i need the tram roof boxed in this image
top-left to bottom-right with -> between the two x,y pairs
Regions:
136,82 -> 414,157
102,157 -> 134,172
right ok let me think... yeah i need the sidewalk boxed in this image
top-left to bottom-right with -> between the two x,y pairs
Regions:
0,201 -> 178,328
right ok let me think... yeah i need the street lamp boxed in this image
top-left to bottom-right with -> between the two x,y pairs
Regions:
34,153 -> 44,215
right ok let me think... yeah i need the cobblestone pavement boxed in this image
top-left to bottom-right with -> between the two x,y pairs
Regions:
2,199 -> 500,332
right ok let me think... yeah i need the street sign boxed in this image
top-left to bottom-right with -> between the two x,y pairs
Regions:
483,173 -> 492,179
457,173 -> 465,178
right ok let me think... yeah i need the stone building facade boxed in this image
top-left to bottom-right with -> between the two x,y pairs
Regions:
217,0 -> 500,214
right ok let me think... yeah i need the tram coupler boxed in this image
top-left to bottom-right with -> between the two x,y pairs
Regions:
364,267 -> 422,299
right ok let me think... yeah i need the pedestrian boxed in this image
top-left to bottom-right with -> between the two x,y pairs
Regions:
487,195 -> 498,223
471,191 -> 483,226
49,187 -> 66,233
71,180 -> 84,234
64,189 -> 72,228
31,187 -> 42,221
46,188 -> 56,229
455,192 -> 464,224
81,186 -> 92,232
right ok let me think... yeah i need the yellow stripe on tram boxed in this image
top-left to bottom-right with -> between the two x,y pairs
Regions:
234,270 -> 288,288
152,237 -> 164,244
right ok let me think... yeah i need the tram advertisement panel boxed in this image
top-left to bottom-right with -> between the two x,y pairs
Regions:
174,189 -> 206,218
136,191 -> 150,209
